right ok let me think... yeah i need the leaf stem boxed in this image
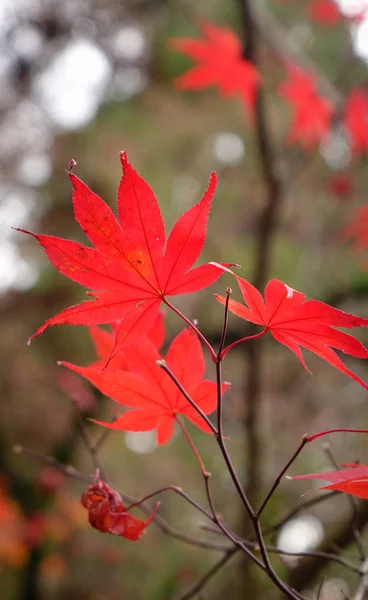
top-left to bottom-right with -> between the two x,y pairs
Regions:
163,297 -> 217,361
220,328 -> 267,359
176,418 -> 210,478
307,428 -> 368,443
257,437 -> 308,518
217,287 -> 232,357
124,485 -> 213,522
157,360 -> 218,435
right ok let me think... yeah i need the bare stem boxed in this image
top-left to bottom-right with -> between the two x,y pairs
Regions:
157,360 -> 218,435
176,417 -> 210,478
13,445 -> 230,552
257,437 -> 309,518
217,287 -> 232,357
220,328 -> 268,359
124,485 -> 213,522
163,297 -> 217,361
178,549 -> 237,600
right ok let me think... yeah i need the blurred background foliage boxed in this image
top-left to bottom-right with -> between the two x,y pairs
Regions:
1,0 -> 368,599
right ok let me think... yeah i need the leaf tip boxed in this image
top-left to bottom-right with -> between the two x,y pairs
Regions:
68,159 -> 77,173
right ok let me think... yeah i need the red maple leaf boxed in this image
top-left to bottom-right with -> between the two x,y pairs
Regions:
87,311 -> 165,370
344,88 -> 368,157
81,478 -> 159,541
169,20 -> 261,119
19,153 -> 225,347
278,67 -> 335,149
307,0 -> 366,26
342,205 -> 368,261
61,329 -> 230,445
213,265 -> 368,388
328,174 -> 354,200
290,463 -> 368,499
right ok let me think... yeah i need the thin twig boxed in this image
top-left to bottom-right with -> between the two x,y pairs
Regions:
13,445 -> 230,552
177,549 -> 237,600
157,360 -> 218,435
124,485 -> 214,522
257,437 -> 309,518
263,491 -> 339,536
163,298 -> 217,361
353,557 -> 368,600
217,287 -> 232,358
201,526 -> 362,576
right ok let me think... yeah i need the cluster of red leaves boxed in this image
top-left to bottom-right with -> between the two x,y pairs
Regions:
81,478 -> 159,541
343,88 -> 368,157
290,463 -> 368,499
61,323 -> 228,445
169,21 -> 368,159
307,0 -> 365,27
169,21 -> 261,120
342,205 -> 368,255
278,67 -> 335,150
19,152 -> 225,358
214,264 -> 368,389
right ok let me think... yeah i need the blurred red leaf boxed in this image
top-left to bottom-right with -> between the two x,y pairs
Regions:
278,67 -> 335,149
328,174 -> 354,200
343,205 -> 368,254
214,265 -> 368,388
308,0 -> 343,26
344,88 -> 368,157
308,0 -> 366,26
290,463 -> 368,499
19,153 -> 225,350
169,20 -> 261,119
87,311 -> 165,370
61,329 -> 230,445
81,479 -> 159,541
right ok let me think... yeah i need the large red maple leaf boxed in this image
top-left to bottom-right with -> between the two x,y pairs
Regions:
81,478 -> 159,541
169,21 -> 261,120
87,311 -> 165,370
19,153 -> 224,346
290,463 -> 368,499
61,329 -> 230,445
344,88 -> 368,157
213,265 -> 368,388
278,67 -> 335,149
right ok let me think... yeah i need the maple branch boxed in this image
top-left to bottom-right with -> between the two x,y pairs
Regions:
176,418 -> 210,478
353,557 -> 368,600
220,328 -> 267,359
237,11 -> 284,595
214,360 -> 254,518
163,298 -> 217,361
257,436 -> 309,518
14,445 -> 231,552
124,485 -> 213,522
157,360 -> 218,435
13,445 -> 92,484
263,490 -> 339,536
178,549 -> 237,600
286,499 -> 368,591
217,287 -> 232,357
201,528 -> 362,576
70,396 -> 107,479
214,362 -> 305,600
